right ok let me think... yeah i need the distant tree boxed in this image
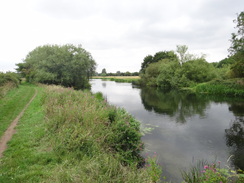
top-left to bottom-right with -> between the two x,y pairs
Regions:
116,71 -> 121,76
132,72 -> 139,76
16,44 -> 96,89
125,71 -> 131,76
101,68 -> 107,76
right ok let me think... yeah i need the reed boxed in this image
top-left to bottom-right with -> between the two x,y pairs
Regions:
195,78 -> 244,97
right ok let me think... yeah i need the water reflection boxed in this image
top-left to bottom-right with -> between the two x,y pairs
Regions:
226,102 -> 244,170
102,82 -> 107,88
91,80 -> 244,182
140,87 -> 209,123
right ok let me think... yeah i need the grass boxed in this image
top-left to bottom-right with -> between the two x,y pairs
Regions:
0,84 -> 35,137
93,76 -> 140,83
181,160 -> 244,183
194,78 -> 244,97
0,84 -> 161,183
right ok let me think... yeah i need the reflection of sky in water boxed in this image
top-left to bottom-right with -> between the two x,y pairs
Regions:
91,79 -> 243,183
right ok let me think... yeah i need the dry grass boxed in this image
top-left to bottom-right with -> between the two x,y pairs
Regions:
93,76 -> 140,79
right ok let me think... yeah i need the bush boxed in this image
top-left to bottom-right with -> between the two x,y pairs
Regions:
43,86 -> 144,165
0,72 -> 20,98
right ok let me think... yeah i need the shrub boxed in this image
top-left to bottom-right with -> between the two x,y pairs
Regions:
0,72 -> 20,98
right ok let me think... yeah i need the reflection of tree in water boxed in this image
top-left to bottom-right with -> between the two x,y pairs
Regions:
225,102 -> 244,170
102,82 -> 107,88
140,87 -> 210,123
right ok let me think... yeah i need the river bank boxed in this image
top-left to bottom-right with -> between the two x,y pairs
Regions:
93,77 -> 244,97
0,84 -> 160,183
91,79 -> 244,182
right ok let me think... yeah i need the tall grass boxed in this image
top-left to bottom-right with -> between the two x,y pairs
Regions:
0,85 -> 161,183
181,160 -> 244,183
195,78 -> 244,97
43,85 -> 145,165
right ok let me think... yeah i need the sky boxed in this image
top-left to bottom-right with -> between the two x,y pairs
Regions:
0,0 -> 243,73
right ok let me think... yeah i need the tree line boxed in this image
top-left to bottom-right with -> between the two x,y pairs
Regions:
99,68 -> 139,77
139,11 -> 243,89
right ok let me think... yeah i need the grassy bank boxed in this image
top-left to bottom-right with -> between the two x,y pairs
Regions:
93,76 -> 140,83
194,78 -> 244,97
0,84 -> 161,183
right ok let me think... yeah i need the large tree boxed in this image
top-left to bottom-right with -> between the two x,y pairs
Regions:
16,44 -> 96,89
228,11 -> 244,78
229,11 -> 244,55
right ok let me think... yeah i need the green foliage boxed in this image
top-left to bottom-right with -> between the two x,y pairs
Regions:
228,11 -> 244,78
229,52 -> 244,78
180,59 -> 216,83
141,62 -> 161,86
195,78 -> 244,97
229,11 -> 244,56
43,86 -> 145,166
156,59 -> 181,88
0,84 -> 35,137
181,161 -> 244,183
145,154 -> 163,183
140,51 -> 177,72
0,72 -> 21,98
101,68 -> 107,76
16,44 -> 96,89
0,85 -> 159,182
105,108 -> 144,164
140,55 -> 216,89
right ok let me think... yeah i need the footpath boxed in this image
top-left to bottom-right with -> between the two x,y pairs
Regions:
0,89 -> 37,158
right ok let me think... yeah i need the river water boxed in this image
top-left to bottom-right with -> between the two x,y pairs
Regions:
90,79 -> 244,182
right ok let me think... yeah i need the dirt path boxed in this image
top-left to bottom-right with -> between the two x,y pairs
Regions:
0,89 -> 37,158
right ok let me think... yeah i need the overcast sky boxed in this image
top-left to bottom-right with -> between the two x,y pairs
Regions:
0,0 -> 243,73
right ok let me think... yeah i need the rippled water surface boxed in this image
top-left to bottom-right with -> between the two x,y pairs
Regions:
91,79 -> 244,182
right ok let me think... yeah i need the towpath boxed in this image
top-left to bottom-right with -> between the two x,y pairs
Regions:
0,89 -> 37,158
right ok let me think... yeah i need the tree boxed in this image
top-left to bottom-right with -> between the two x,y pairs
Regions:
101,68 -> 107,76
228,11 -> 244,78
229,11 -> 244,56
16,44 -> 96,89
176,45 -> 188,65
140,55 -> 153,73
140,51 -> 177,72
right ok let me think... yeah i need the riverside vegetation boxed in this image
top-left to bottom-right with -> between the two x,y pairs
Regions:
0,83 -> 162,183
93,76 -> 140,83
137,12 -> 244,97
5,11 -> 243,182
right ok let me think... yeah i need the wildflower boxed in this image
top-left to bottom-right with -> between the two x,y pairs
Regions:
204,165 -> 209,169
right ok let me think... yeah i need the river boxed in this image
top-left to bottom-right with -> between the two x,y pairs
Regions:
90,79 -> 244,182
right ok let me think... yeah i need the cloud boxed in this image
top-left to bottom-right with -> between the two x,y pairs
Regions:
0,0 -> 243,72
